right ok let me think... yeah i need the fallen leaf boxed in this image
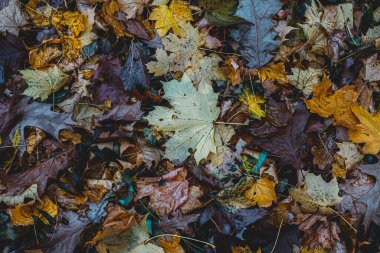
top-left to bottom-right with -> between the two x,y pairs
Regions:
9,98 -> 76,153
336,142 -> 363,170
233,0 -> 282,68
239,87 -> 266,119
244,177 -> 277,207
149,0 -> 193,37
305,75 -> 359,128
0,0 -> 29,36
289,172 -> 342,214
20,66 -> 70,101
350,163 -> 380,230
362,54 -> 380,82
348,104 -> 380,154
287,67 -> 322,96
200,0 -> 243,26
136,167 -> 189,217
0,184 -> 39,206
117,0 -> 149,19
26,128 -> 46,154
29,46 -> 62,69
0,146 -> 76,198
9,196 -> 58,226
159,236 -> 185,253
51,11 -> 85,37
257,62 -> 287,84
46,211 -> 90,253
145,75 -> 220,164
120,42 -> 150,92
251,102 -> 310,169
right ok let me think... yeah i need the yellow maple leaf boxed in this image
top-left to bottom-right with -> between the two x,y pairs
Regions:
244,177 -> 277,208
305,75 -> 359,128
348,104 -> 380,154
149,0 -> 193,37
258,62 -> 287,84
9,196 -> 58,226
240,87 -> 266,120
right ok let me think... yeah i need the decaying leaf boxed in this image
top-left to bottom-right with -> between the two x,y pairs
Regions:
289,172 -> 342,214
145,75 -> 220,164
335,142 -> 363,170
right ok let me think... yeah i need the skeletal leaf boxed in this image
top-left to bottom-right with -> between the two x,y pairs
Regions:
21,66 -> 69,101
145,75 -> 220,164
0,0 -> 29,36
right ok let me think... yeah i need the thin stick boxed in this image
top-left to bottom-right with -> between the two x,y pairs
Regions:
328,207 -> 357,233
270,219 -> 283,253
144,234 -> 216,249
214,121 -> 249,126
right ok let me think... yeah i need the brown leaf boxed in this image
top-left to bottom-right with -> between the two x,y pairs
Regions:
136,167 -> 189,217
0,146 -> 76,198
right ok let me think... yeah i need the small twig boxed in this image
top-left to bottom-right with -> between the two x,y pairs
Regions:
270,219 -> 284,253
214,121 -> 249,126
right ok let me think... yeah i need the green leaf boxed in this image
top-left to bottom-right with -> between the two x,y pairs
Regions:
20,66 -> 69,101
200,0 -> 244,26
144,74 -> 220,164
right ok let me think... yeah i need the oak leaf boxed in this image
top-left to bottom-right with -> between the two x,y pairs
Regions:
289,172 -> 342,214
21,66 -> 69,101
348,104 -> 380,154
145,75 -> 220,164
149,0 -> 193,37
233,0 -> 282,68
0,0 -> 29,36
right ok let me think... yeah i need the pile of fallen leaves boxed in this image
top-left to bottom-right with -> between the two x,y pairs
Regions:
1,0 -> 380,252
